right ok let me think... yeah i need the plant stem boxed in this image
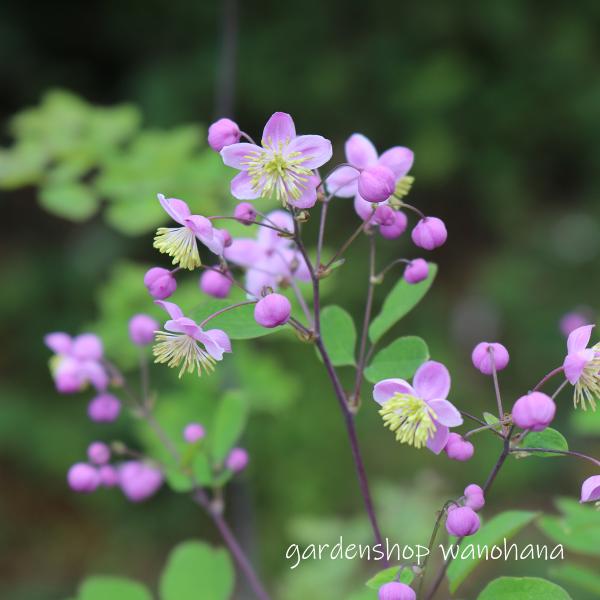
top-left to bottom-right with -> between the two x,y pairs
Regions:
511,447 -> 600,467
323,213 -> 374,271
532,366 -> 564,391
198,300 -> 257,328
488,348 -> 506,434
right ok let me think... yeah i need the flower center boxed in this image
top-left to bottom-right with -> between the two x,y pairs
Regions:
154,226 -> 201,270
153,332 -> 216,377
574,344 -> 600,411
379,393 -> 437,448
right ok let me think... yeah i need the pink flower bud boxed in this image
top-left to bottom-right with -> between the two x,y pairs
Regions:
88,393 -> 121,423
220,229 -> 233,247
464,484 -> 485,511
200,270 -> 233,299
99,465 -> 120,487
444,433 -> 474,461
208,118 -> 241,151
128,314 -> 159,346
471,342 -> 510,375
225,447 -> 249,473
511,391 -> 556,432
67,463 -> 100,494
183,422 -> 206,443
374,205 -> 395,226
379,211 -> 407,239
580,475 -> 600,503
446,506 -> 480,537
378,581 -> 416,600
234,202 -> 257,225
87,441 -> 111,465
403,259 -> 429,284
144,267 -> 177,300
119,461 -> 163,502
254,294 -> 291,328
358,164 -> 396,203
411,217 -> 447,250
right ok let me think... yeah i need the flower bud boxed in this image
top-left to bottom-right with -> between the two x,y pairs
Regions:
411,217 -> 447,250
183,422 -> 206,443
471,342 -> 510,375
99,465 -> 120,487
580,475 -> 600,503
444,433 -> 474,462
67,463 -> 100,494
200,270 -> 233,299
254,294 -> 291,328
358,164 -> 396,203
220,229 -> 233,247
128,314 -> 159,346
373,205 -> 395,226
225,447 -> 249,473
378,581 -> 416,600
119,461 -> 163,502
464,484 -> 485,511
88,393 -> 121,423
379,210 -> 408,240
234,202 -> 257,225
144,267 -> 177,300
87,441 -> 111,465
403,259 -> 429,284
511,391 -> 556,432
446,506 -> 480,537
208,118 -> 241,151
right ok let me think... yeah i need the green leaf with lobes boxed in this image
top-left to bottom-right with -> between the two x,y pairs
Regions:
364,336 -> 429,383
477,576 -> 571,599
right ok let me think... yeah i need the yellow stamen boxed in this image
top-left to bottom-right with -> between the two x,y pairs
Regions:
379,392 -> 437,448
153,332 -> 216,377
153,226 -> 201,270
574,343 -> 600,411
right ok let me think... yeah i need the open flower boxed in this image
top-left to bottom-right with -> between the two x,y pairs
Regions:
373,361 -> 462,453
153,194 -> 228,270
153,301 -> 232,377
220,112 -> 332,207
563,324 -> 600,410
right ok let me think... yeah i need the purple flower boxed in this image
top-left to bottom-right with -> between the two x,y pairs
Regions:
373,361 -> 463,453
563,324 -> 600,410
580,475 -> 600,503
153,194 -> 229,270
220,112 -> 332,208
511,392 -> 556,431
200,269 -> 233,299
464,483 -> 485,511
411,217 -> 447,250
254,293 -> 291,328
144,267 -> 177,300
379,211 -> 408,240
234,202 -> 257,225
357,164 -> 396,203
208,118 -> 240,151
225,447 -> 249,473
403,259 -> 429,284
378,581 -> 416,600
88,393 -> 122,423
119,461 -> 163,502
446,506 -> 480,537
87,442 -> 111,465
153,300 -> 232,377
183,422 -> 206,443
444,433 -> 474,461
128,314 -> 159,346
560,311 -> 592,337
471,342 -> 510,375
67,463 -> 100,494
98,465 -> 120,488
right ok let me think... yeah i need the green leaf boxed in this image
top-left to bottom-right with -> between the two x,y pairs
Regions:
518,428 -> 568,457
38,181 -> 99,221
447,510 -> 538,593
369,264 -> 437,343
319,305 -> 357,367
191,299 -> 278,340
550,563 -> 600,595
364,336 -> 429,383
78,576 -> 152,600
366,565 -> 414,589
477,576 -> 571,600
159,541 -> 234,600
210,390 -> 248,463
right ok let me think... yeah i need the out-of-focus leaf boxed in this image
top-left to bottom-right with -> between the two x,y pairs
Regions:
318,305 -> 357,366
365,566 -> 414,589
364,336 -> 429,383
477,576 -> 571,599
210,390 -> 248,464
550,563 -> 600,595
78,576 -> 152,600
38,181 -> 99,221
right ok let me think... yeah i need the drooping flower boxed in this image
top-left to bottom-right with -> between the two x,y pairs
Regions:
220,112 -> 332,208
208,118 -> 241,151
254,293 -> 291,328
464,484 -> 485,511
446,506 -> 480,537
67,463 -> 100,494
153,194 -> 228,270
403,259 -> 429,284
471,342 -> 510,375
144,266 -> 177,299
153,300 -> 232,377
563,324 -> 600,410
88,393 -> 121,422
511,392 -> 556,431
378,581 -> 416,600
580,475 -> 600,503
444,433 -> 474,461
411,216 -> 447,250
373,361 -> 463,453
119,461 -> 163,502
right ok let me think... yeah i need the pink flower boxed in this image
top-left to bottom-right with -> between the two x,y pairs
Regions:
208,118 -> 240,151
226,447 -> 249,473
446,506 -> 480,537
144,267 -> 177,300
357,164 -> 396,203
403,259 -> 429,284
471,342 -> 510,375
67,463 -> 100,494
444,433 -> 474,461
254,293 -> 291,328
234,202 -> 257,225
88,393 -> 121,422
153,194 -> 229,270
464,483 -> 485,511
153,300 -> 232,377
183,423 -> 206,443
560,311 -> 592,337
580,475 -> 600,503
200,269 -> 233,299
378,582 -> 416,600
87,442 -> 111,465
411,217 -> 447,250
511,392 -> 556,431
220,112 -> 332,208
379,211 -> 408,240
119,461 -> 163,502
563,324 -> 600,410
128,314 -> 159,346
373,361 -> 463,453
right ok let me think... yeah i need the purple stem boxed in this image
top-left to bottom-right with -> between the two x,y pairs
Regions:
532,366 -> 564,391
198,300 -> 257,328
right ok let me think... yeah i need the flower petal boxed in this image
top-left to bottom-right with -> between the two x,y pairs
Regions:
567,324 -> 595,354
44,332 -> 72,354
164,317 -> 201,337
286,135 -> 332,169
80,359 -> 109,391
427,424 -> 449,454
373,378 -> 415,405
378,147 -> 414,179
563,349 -> 595,385
224,239 -> 264,268
288,180 -> 318,209
220,143 -> 262,170
428,399 -> 463,427
195,330 -> 226,360
326,166 -> 359,198
155,300 -> 184,320
230,171 -> 261,200
354,194 -> 377,221
184,214 -> 213,238
158,193 -> 191,225
413,361 -> 451,402
581,475 -> 600,503
345,133 -> 378,169
204,329 -> 232,354
245,268 -> 277,298
262,112 -> 296,145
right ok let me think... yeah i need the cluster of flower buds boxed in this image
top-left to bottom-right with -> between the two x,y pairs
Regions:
445,484 -> 485,537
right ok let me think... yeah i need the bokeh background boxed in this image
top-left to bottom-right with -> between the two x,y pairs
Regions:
1,1 -> 600,598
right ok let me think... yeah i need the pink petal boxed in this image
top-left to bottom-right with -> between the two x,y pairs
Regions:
378,147 -> 414,179
567,324 -> 595,354
428,399 -> 463,427
197,228 -> 225,256
44,332 -> 72,354
225,239 -> 264,268
195,331 -> 226,360
413,361 -> 451,402
158,194 -> 191,225
345,133 -> 378,169
184,214 -> 213,237
326,166 -> 359,198
286,135 -> 332,169
204,329 -> 232,353
245,268 -> 278,298
373,378 -> 415,405
231,171 -> 261,200
220,143 -> 262,170
164,317 -> 201,337
354,194 -> 377,221
288,181 -> 318,209
262,112 -> 296,145
427,424 -> 449,454
581,475 -> 600,503
155,300 -> 184,320
81,360 -> 109,391
563,349 -> 595,384
72,334 -> 103,361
